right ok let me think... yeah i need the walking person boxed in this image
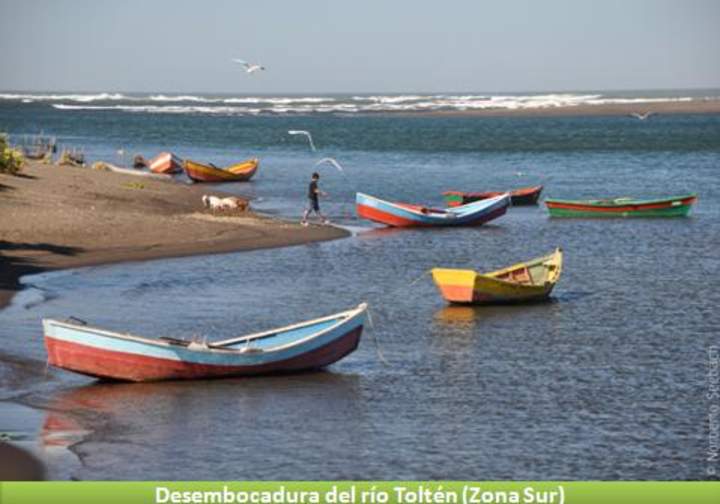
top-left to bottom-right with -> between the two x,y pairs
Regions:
302,172 -> 329,226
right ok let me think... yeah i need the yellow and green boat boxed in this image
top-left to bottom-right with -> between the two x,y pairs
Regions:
545,194 -> 697,218
431,248 -> 563,305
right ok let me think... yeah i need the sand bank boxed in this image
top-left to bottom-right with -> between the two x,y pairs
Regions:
0,161 -> 348,309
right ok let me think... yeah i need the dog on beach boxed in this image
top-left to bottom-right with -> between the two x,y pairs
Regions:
201,194 -> 248,211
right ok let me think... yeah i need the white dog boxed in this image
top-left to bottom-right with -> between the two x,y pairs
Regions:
202,194 -> 247,211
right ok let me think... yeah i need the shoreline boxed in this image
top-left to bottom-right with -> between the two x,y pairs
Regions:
0,161 -> 349,310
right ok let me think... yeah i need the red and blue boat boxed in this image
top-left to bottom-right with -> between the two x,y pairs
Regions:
44,304 -> 367,382
443,185 -> 543,207
356,192 -> 510,227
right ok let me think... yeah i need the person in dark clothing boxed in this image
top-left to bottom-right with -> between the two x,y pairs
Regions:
302,172 -> 329,225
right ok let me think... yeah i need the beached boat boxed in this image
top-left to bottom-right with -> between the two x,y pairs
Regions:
43,304 -> 367,382
21,145 -> 52,160
432,248 -> 563,304
183,158 -> 259,183
443,185 -> 543,207
545,194 -> 697,217
149,152 -> 184,174
356,192 -> 510,227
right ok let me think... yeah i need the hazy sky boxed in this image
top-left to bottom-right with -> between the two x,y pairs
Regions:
1,0 -> 718,93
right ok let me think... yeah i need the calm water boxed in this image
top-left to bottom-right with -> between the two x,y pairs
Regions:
1,98 -> 719,480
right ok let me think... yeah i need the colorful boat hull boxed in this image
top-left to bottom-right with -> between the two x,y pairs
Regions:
44,304 -> 366,382
545,194 -> 697,217
444,185 -> 543,207
149,152 -> 184,174
432,248 -> 563,304
184,158 -> 259,183
356,192 -> 510,227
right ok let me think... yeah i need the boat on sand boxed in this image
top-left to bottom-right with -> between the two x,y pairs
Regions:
183,158 -> 259,183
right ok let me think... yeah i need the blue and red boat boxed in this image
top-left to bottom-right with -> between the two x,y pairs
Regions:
356,192 -> 510,227
44,304 -> 367,382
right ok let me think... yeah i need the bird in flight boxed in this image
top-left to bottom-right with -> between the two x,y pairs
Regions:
288,130 -> 316,151
630,112 -> 653,120
315,157 -> 345,173
232,59 -> 266,73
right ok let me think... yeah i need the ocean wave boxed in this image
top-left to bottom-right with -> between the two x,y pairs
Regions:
148,94 -> 222,103
0,92 -> 127,102
53,104 -> 264,114
42,93 -> 706,115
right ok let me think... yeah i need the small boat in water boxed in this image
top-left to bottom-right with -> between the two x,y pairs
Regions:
545,194 -> 697,217
44,304 -> 367,382
432,248 -> 563,304
443,185 -> 543,207
149,152 -> 183,174
356,192 -> 510,227
184,158 -> 259,183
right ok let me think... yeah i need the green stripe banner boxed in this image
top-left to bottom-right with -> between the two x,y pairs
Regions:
1,482 -> 718,504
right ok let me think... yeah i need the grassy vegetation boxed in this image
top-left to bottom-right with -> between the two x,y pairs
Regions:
0,133 -> 25,174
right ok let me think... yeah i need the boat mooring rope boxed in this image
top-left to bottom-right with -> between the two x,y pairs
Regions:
364,269 -> 432,366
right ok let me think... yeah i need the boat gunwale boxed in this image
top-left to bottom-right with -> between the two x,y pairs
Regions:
442,185 -> 543,199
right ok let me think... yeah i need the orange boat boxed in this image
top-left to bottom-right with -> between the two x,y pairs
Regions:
183,158 -> 259,183
149,152 -> 183,174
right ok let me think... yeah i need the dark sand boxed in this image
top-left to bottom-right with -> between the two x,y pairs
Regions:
0,161 -> 348,309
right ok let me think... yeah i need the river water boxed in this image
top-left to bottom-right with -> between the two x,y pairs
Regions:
1,96 -> 718,479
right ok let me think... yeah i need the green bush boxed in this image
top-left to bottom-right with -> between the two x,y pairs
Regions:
0,133 -> 25,175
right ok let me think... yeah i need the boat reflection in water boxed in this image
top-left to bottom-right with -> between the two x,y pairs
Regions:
433,306 -> 482,327
40,372 -> 367,478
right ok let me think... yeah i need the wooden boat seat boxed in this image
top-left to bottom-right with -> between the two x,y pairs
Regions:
497,267 -> 533,285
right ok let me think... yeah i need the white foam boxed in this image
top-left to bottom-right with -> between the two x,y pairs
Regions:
0,92 -> 127,102
148,94 -> 221,103
40,92 -> 708,115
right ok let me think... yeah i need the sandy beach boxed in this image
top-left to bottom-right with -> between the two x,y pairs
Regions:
0,161 -> 348,310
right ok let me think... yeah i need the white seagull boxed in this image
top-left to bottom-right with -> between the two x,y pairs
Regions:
288,130 -> 316,151
630,111 -> 653,120
232,58 -> 266,73
315,157 -> 345,173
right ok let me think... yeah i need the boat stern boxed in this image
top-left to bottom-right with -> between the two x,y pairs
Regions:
431,268 -> 477,303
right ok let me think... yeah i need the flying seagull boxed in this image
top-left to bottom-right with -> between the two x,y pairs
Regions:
232,59 -> 266,73
315,157 -> 345,173
288,130 -> 316,151
630,112 -> 653,120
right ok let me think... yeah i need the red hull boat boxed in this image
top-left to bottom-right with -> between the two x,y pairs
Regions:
444,185 -> 543,207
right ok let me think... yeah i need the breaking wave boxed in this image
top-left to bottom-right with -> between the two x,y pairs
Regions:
0,91 -> 707,115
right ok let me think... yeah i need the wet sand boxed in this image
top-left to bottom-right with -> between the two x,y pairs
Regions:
0,161 -> 348,309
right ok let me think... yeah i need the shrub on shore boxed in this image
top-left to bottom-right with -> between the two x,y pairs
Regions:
0,134 -> 25,175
